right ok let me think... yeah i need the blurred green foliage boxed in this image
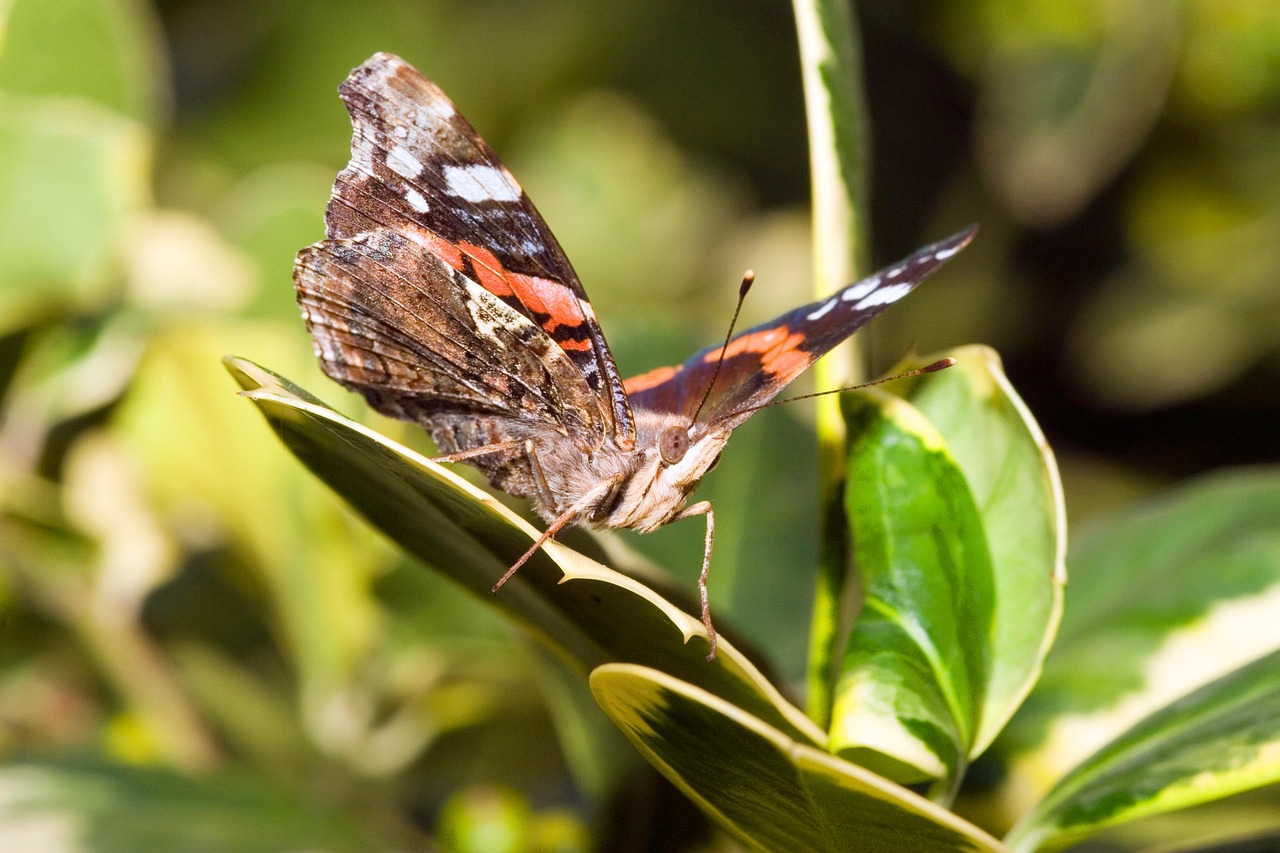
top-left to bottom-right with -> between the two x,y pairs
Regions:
1,0 -> 1279,849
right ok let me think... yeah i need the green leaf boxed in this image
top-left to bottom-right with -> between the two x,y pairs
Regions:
894,346 -> 1066,752
1003,468 -> 1280,805
0,93 -> 149,324
116,332 -> 392,730
0,0 -> 168,126
1005,650 -> 1280,853
0,759 -> 373,852
831,385 -> 995,785
590,663 -> 1009,853
224,356 -> 825,748
0,0 -> 163,327
830,347 -> 1064,787
4,311 -> 145,435
968,1 -> 1179,226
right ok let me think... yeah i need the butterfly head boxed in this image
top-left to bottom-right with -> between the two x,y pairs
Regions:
586,412 -> 728,532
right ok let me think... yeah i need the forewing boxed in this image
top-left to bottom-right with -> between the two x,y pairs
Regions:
295,228 -> 605,495
624,226 -> 977,427
324,52 -> 634,444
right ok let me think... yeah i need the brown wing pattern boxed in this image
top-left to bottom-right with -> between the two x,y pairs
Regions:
323,52 -> 635,445
295,229 -> 606,495
624,226 -> 977,429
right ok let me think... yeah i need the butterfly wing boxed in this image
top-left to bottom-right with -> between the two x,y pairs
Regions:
624,226 -> 977,427
322,52 -> 635,445
296,228 -> 609,496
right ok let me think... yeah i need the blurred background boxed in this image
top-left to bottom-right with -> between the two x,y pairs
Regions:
1,0 -> 1278,849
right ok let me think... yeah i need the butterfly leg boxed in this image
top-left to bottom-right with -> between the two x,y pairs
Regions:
491,473 -> 626,593
428,440 -> 524,465
525,439 -> 553,499
672,500 -> 717,660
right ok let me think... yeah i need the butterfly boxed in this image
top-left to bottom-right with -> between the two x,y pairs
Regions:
293,53 -> 975,660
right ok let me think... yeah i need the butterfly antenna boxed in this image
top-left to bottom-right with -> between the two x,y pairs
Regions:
691,270 -> 755,425
717,357 -> 957,423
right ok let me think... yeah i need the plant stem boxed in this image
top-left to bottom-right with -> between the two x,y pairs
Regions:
792,0 -> 873,724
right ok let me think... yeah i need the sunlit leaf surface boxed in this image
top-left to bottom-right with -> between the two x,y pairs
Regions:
900,347 -> 1066,752
592,663 -> 1009,853
1006,650 -> 1280,853
829,347 -> 1064,786
1005,469 -> 1280,794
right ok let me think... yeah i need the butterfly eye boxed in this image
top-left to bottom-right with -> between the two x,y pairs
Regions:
658,426 -> 690,465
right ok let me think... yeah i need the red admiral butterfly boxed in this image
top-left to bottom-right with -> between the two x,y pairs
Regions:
294,53 -> 974,659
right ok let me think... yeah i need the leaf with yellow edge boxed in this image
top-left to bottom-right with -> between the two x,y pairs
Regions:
591,663 -> 1010,853
225,356 -> 824,747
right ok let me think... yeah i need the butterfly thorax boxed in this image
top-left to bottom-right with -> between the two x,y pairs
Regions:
530,410 -> 729,533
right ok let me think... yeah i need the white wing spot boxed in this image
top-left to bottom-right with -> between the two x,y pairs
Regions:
425,97 -> 456,120
806,298 -> 837,321
886,263 -> 907,279
841,275 -> 880,302
855,283 -> 912,310
444,164 -> 522,203
933,243 -> 961,260
464,285 -> 512,348
405,189 -> 430,213
386,144 -> 424,179
351,134 -> 377,172
577,296 -> 597,320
